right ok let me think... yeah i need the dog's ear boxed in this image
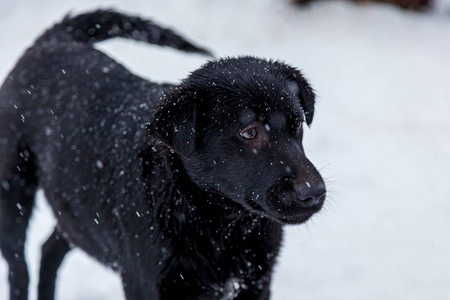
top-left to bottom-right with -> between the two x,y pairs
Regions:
283,67 -> 316,126
147,91 -> 197,157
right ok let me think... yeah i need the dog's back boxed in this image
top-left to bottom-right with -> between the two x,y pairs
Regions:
0,10 -> 210,300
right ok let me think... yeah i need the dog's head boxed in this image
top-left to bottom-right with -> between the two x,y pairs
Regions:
148,56 -> 325,224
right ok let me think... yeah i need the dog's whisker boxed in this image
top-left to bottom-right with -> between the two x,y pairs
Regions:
318,161 -> 337,172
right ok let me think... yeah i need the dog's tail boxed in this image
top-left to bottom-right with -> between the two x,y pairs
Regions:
35,9 -> 212,56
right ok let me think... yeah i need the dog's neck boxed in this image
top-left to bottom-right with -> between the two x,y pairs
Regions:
134,144 -> 283,292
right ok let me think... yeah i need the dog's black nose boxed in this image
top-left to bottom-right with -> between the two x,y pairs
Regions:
295,183 -> 326,207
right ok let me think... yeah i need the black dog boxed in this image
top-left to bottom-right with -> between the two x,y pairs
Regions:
0,10 -> 325,300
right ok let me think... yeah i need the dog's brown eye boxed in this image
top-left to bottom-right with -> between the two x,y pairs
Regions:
240,128 -> 257,140
295,122 -> 302,132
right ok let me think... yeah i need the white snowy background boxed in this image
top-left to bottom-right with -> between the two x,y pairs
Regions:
1,0 -> 450,299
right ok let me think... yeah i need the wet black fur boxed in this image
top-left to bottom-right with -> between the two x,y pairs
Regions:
0,10 -> 325,300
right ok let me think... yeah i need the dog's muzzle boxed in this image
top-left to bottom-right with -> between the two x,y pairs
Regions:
265,178 -> 326,224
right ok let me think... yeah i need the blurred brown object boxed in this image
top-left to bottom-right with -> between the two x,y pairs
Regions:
292,0 -> 432,10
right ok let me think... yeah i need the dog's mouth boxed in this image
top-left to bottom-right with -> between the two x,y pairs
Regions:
242,190 -> 323,225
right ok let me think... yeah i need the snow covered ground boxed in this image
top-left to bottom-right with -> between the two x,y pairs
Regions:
1,0 -> 450,299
